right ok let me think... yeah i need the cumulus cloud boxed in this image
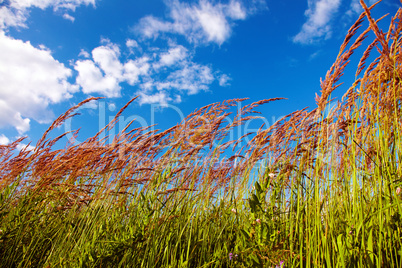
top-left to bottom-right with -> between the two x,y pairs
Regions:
293,0 -> 341,44
74,39 -> 151,97
74,39 -> 229,106
0,0 -> 96,29
135,0 -> 252,45
0,33 -> 78,134
0,134 -> 10,145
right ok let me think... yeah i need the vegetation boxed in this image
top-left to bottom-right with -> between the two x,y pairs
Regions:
1,1 -> 402,267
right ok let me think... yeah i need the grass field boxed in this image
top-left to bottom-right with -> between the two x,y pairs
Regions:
1,1 -> 402,267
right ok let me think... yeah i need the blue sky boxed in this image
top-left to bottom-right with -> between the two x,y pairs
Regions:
0,0 -> 400,149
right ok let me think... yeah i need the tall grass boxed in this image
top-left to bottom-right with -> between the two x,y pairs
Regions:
1,0 -> 402,267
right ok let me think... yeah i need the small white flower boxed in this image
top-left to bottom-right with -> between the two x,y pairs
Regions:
231,208 -> 237,214
268,173 -> 275,179
256,218 -> 261,224
397,187 -> 401,195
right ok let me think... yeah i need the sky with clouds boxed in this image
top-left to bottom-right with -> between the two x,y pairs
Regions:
0,0 -> 400,148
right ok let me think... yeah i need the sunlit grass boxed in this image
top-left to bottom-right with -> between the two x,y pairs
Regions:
1,1 -> 402,267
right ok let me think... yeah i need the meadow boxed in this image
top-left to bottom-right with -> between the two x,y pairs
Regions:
1,1 -> 402,267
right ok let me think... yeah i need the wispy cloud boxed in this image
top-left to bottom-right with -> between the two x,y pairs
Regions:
62,13 -> 75,22
0,0 -> 96,29
153,45 -> 188,69
293,0 -> 341,44
74,39 -> 227,105
153,63 -> 215,94
346,0 -> 380,17
138,91 -> 172,106
218,74 -> 231,86
122,0 -> 268,105
135,0 -> 257,45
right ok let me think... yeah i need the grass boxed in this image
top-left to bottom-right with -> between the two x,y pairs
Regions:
1,0 -> 402,267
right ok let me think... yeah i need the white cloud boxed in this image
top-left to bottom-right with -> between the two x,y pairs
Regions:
74,38 -> 225,101
92,40 -> 124,79
63,13 -> 75,22
9,0 -> 95,10
0,5 -> 27,29
74,40 -> 150,97
126,39 -> 138,48
218,74 -> 231,86
74,59 -> 121,97
0,101 -> 30,134
350,0 -> 362,14
0,134 -> 10,145
153,45 -> 188,69
293,0 -> 341,44
226,0 -> 247,19
126,39 -> 143,55
123,1 -> 260,104
0,0 -> 96,29
78,49 -> 90,58
138,91 -> 171,106
0,32 -> 78,134
154,63 -> 215,94
74,36 -> 230,107
123,57 -> 150,85
136,0 -> 250,45
16,142 -> 35,151
195,1 -> 231,44
347,0 -> 378,16
0,134 -> 35,151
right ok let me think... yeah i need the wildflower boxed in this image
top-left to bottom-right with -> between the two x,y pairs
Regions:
231,208 -> 237,214
275,260 -> 285,268
397,187 -> 401,195
229,253 -> 238,261
349,225 -> 354,235
268,173 -> 275,179
256,218 -> 261,224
